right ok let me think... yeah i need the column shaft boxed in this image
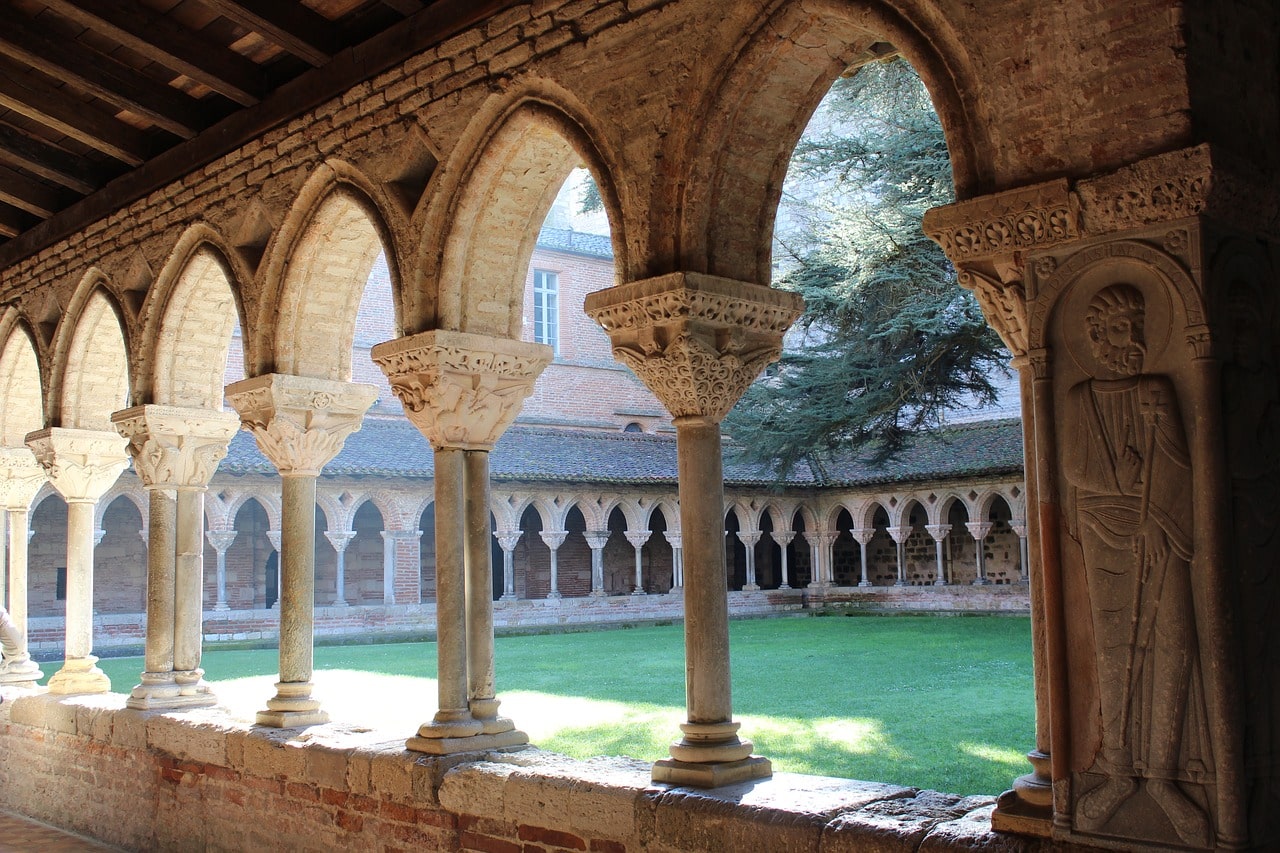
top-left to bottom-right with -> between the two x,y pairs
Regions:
65,500 -> 96,661
8,509 -> 30,632
278,475 -> 316,685
215,545 -> 229,611
173,488 -> 204,674
144,489 -> 177,676
433,448 -> 472,723
464,450 -> 496,717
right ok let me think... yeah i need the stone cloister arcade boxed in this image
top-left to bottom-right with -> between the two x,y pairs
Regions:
0,0 -> 1276,850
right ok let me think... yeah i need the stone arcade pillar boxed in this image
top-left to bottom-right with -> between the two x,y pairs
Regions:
380,528 -> 420,604
0,447 -> 45,686
540,529 -> 567,600
1011,521 -> 1030,584
924,152 -> 1275,849
227,374 -> 376,727
850,527 -> 873,587
965,521 -> 993,585
325,530 -> 356,607
625,529 -> 650,594
112,405 -> 238,710
773,530 -> 794,590
26,427 -> 129,694
586,271 -> 802,788
664,530 -> 683,592
736,530 -> 761,591
887,525 -> 910,586
372,329 -> 550,756
926,524 -> 951,586
207,530 -> 236,611
583,529 -> 609,597
495,528 -> 521,600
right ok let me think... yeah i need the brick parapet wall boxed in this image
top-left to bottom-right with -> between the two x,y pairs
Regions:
0,692 -> 1053,852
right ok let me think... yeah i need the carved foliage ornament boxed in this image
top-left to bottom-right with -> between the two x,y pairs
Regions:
225,374 -> 378,475
0,445 -> 46,509
371,330 -> 551,452
25,427 -> 130,503
923,179 -> 1078,264
111,405 -> 239,489
957,268 -> 1030,357
584,273 -> 803,422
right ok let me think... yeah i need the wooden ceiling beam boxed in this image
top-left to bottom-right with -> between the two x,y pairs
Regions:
0,15 -> 208,138
196,0 -> 340,67
0,163 -> 67,218
378,0 -> 424,15
38,0 -> 267,107
0,56 -> 150,165
0,204 -> 33,239
0,123 -> 103,194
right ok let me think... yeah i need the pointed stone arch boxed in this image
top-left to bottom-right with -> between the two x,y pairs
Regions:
52,276 -> 130,430
670,0 -> 989,284
142,225 -> 247,408
0,313 -> 44,443
259,162 -> 403,381
418,92 -> 627,336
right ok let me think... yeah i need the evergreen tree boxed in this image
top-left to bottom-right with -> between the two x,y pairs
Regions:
722,58 -> 1008,475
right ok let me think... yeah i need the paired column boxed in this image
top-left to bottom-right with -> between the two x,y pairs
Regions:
373,329 -> 550,755
495,528 -> 521,600
325,530 -> 355,606
664,530 -> 683,592
113,405 -> 238,709
736,530 -> 761,591
207,529 -> 236,611
586,271 -> 801,787
227,374 -> 377,727
966,521 -> 993,585
1011,521 -> 1030,583
583,529 -> 609,597
887,526 -> 911,586
926,524 -> 951,586
26,427 -> 130,694
0,447 -> 46,686
540,530 -> 567,599
850,527 -> 874,587
772,531 -> 793,589
625,529 -> 650,594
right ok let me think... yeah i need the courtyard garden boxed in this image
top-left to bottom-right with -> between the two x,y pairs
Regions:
92,614 -> 1033,795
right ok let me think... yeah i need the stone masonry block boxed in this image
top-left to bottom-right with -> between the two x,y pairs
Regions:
502,755 -> 649,842
239,728 -> 310,780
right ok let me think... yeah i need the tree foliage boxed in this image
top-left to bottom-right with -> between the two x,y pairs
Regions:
722,58 -> 1008,475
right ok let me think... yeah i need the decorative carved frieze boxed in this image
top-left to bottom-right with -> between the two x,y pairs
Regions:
111,405 -> 239,490
923,179 -> 1078,264
371,330 -> 550,452
583,273 -> 803,421
25,427 -> 129,503
0,446 -> 46,510
225,374 -> 377,476
958,267 -> 1031,357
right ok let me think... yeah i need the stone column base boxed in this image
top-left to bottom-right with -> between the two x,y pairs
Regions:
0,657 -> 42,688
257,680 -> 328,728
256,708 -> 331,728
406,728 -> 530,755
652,755 -> 772,788
991,750 -> 1053,837
742,584 -> 760,592
47,656 -> 110,695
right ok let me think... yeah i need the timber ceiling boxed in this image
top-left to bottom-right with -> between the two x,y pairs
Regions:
0,0 -> 511,267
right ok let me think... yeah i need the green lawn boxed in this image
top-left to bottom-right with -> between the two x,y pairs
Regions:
92,614 -> 1033,795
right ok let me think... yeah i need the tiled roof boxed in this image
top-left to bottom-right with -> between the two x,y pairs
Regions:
535,226 -> 613,259
219,416 -> 1023,488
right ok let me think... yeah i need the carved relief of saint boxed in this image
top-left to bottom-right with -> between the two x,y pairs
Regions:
1063,283 -> 1209,847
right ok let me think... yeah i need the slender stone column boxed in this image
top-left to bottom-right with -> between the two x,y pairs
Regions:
926,524 -> 952,586
266,529 -> 282,609
736,530 -> 761,591
1011,521 -> 1030,583
324,530 -> 355,606
0,447 -> 46,686
495,528 -> 521,600
540,530 -> 567,599
966,521 -> 993,585
113,405 -> 238,709
373,329 -> 549,755
886,525 -> 911,586
664,530 -> 683,591
227,374 -> 376,728
26,427 -> 129,694
207,530 -> 236,611
583,529 -> 609,597
808,530 -> 836,587
0,508 -> 6,608
850,527 -> 874,587
586,271 -> 801,788
773,531 -> 794,589
624,529 -> 650,594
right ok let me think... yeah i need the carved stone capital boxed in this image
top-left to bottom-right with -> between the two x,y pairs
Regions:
25,427 -> 129,503
957,266 -> 1030,357
925,524 -> 952,543
735,530 -> 762,548
583,272 -> 804,422
324,530 -> 356,552
924,179 -> 1079,266
0,446 -> 47,510
966,521 -> 994,541
371,330 -> 551,451
495,528 -> 523,551
663,530 -> 682,549
266,530 -> 281,551
1010,522 -> 1028,539
849,527 -> 876,546
111,405 -> 239,490
206,530 -> 237,552
771,530 -> 795,547
886,525 -> 912,544
540,529 -> 568,550
625,530 -> 651,549
225,374 -> 377,476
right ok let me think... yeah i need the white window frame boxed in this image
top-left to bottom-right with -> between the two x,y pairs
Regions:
532,269 -> 560,356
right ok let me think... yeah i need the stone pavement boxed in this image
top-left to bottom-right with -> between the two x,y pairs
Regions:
0,811 -> 119,852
